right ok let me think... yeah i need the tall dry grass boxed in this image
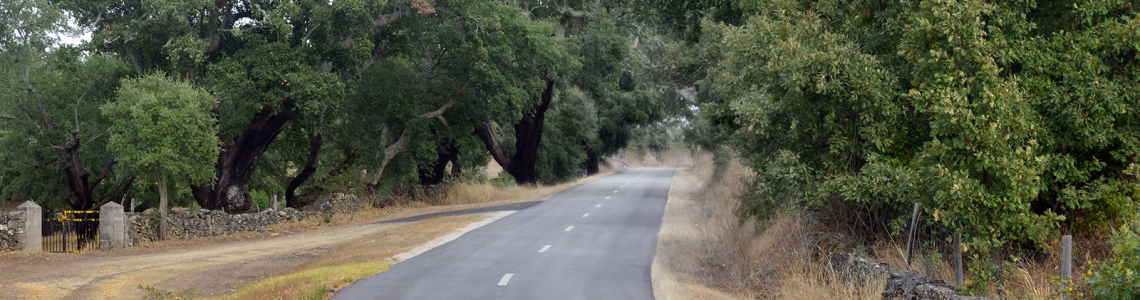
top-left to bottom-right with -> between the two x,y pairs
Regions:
658,150 -> 885,299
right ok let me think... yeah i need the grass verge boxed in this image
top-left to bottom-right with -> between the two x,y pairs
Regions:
209,262 -> 391,300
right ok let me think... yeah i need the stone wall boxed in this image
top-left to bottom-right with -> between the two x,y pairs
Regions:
0,211 -> 26,252
126,208 -> 317,245
312,193 -> 375,214
831,252 -> 992,300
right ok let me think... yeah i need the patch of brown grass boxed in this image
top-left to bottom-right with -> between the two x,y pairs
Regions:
654,149 -> 884,300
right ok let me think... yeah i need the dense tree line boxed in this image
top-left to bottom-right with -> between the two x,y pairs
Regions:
0,0 -> 687,214
671,0 -> 1139,294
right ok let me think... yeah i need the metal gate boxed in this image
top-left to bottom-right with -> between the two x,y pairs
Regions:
42,210 -> 100,253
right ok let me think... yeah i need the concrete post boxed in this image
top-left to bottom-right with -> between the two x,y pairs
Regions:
17,201 -> 41,253
954,231 -> 963,286
272,194 -> 279,210
1062,235 -> 1073,299
100,202 -> 127,251
906,202 -> 921,266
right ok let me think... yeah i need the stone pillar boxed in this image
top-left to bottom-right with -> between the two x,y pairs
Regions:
100,202 -> 127,251
17,201 -> 41,253
272,194 -> 279,210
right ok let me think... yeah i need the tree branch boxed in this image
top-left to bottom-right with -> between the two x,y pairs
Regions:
418,100 -> 455,127
22,69 -> 57,130
90,157 -> 116,188
473,120 -> 512,170
372,5 -> 413,29
0,114 -> 14,120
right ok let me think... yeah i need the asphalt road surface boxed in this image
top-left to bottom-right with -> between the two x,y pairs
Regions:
334,168 -> 675,300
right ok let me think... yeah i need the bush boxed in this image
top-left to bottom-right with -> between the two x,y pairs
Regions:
1089,217 -> 1140,299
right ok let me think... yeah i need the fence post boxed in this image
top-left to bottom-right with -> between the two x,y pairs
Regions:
17,201 -> 41,253
1062,235 -> 1072,299
99,202 -> 127,251
906,202 -> 921,266
272,194 -> 279,210
955,231 -> 963,286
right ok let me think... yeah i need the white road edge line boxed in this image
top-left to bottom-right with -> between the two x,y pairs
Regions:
498,273 -> 514,286
391,210 -> 516,262
565,226 -> 574,231
582,213 -> 590,217
538,245 -> 551,253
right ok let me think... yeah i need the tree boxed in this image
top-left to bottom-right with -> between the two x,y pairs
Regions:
61,0 -> 425,212
700,0 -> 1140,263
0,0 -> 138,210
103,73 -> 219,240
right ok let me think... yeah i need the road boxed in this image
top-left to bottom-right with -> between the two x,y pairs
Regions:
334,168 -> 675,300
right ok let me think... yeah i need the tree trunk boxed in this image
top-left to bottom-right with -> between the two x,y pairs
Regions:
473,78 -> 556,185
584,145 -> 600,175
158,172 -> 168,241
419,144 -> 459,185
192,106 -> 294,213
364,101 -> 455,196
289,148 -> 358,209
285,130 -> 323,207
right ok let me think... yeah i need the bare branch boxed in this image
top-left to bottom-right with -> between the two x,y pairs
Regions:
0,114 -> 15,120
22,69 -> 58,130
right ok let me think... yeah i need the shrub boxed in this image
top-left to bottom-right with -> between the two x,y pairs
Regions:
1089,217 -> 1140,299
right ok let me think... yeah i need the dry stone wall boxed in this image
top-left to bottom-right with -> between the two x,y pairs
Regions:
0,211 -> 26,252
831,252 -> 992,300
126,208 -> 317,245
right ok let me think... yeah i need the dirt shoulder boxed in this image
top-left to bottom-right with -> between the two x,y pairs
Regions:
651,166 -> 742,300
0,168 -> 619,300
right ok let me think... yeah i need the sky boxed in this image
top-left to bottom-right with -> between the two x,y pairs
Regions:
53,16 -> 91,46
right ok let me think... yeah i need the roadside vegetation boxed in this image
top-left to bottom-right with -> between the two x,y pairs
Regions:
636,0 -> 1140,297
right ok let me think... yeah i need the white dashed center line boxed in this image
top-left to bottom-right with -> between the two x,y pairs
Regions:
582,213 -> 590,217
538,245 -> 551,253
565,226 -> 574,231
596,204 -> 602,207
605,196 -> 610,199
498,273 -> 514,286
613,190 -> 618,193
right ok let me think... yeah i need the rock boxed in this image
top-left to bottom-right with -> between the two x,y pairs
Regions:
829,253 -> 992,300
831,252 -> 891,282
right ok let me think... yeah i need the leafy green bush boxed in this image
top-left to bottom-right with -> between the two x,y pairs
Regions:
1089,217 -> 1140,299
700,0 -> 1140,253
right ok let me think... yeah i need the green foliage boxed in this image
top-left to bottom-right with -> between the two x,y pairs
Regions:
297,284 -> 331,300
537,89 -> 597,183
1089,216 -> 1140,299
0,44 -> 133,209
250,190 -> 272,211
102,73 -> 220,186
701,0 -> 1140,254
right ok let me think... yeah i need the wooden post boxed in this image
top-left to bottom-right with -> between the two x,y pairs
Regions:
1062,235 -> 1072,299
906,202 -> 921,266
954,231 -> 963,286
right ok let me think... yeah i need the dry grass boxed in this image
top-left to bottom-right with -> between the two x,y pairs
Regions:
210,261 -> 392,300
619,149 -> 698,168
436,162 -> 622,206
653,149 -> 883,300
